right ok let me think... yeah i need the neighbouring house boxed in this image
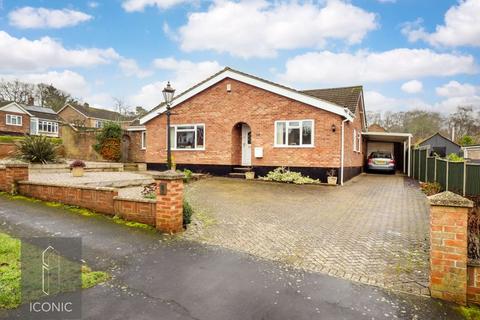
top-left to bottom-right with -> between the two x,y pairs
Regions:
139,67 -> 368,184
0,101 -> 61,137
463,145 -> 480,161
57,103 -> 135,129
124,119 -> 146,163
417,132 -> 461,157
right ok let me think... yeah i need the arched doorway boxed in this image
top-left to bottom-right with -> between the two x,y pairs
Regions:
232,122 -> 252,166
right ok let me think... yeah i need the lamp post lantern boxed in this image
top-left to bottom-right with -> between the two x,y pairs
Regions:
163,81 -> 175,170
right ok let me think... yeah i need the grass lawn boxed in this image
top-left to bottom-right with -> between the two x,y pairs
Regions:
0,232 -> 109,309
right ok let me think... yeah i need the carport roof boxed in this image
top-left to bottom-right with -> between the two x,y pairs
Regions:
362,132 -> 412,143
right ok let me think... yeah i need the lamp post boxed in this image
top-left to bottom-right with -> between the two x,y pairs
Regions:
163,81 -> 175,170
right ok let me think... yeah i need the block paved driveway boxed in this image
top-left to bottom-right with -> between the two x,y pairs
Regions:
185,174 -> 430,295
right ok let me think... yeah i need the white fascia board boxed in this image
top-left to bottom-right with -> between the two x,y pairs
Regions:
140,69 -> 353,124
126,126 -> 146,131
0,102 -> 33,116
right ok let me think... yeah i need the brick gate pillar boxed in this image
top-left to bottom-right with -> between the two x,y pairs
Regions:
4,163 -> 29,194
152,170 -> 184,233
429,191 -> 473,305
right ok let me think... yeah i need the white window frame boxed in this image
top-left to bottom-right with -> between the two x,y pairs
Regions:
169,124 -> 205,151
141,131 -> 146,150
274,120 -> 314,148
6,114 -> 22,126
353,129 -> 357,152
94,120 -> 104,128
357,132 -> 362,153
38,120 -> 58,134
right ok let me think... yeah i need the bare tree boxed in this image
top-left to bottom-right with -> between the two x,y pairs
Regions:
0,79 -> 35,103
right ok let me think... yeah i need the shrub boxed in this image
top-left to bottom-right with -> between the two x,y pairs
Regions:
182,169 -> 193,183
446,153 -> 464,162
183,200 -> 193,227
468,206 -> 480,260
261,167 -> 320,184
16,135 -> 58,163
141,183 -> 157,199
419,182 -> 442,196
69,160 -> 86,168
93,122 -> 122,161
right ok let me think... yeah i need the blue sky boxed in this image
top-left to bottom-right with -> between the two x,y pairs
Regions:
0,0 -> 478,114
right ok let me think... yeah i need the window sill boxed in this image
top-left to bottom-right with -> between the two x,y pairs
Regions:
141,147 -> 146,150
169,148 -> 206,151
6,124 -> 22,126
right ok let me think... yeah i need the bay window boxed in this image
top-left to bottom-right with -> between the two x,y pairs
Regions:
38,120 -> 58,134
169,124 -> 205,150
275,120 -> 313,147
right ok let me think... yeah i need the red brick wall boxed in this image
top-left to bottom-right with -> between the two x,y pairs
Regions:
0,110 -> 30,134
114,197 -> 156,225
18,182 -> 118,215
430,203 -> 469,304
145,78 -> 365,169
155,178 -> 184,233
127,131 -> 146,163
58,105 -> 88,127
468,265 -> 480,304
0,164 -> 29,193
0,142 -> 17,159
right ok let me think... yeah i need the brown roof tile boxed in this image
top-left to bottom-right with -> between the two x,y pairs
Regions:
301,86 -> 362,114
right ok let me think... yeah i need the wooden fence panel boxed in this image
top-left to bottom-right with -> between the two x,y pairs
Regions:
448,162 -> 464,195
419,149 -> 427,182
466,164 -> 480,196
436,159 -> 447,191
427,157 -> 436,183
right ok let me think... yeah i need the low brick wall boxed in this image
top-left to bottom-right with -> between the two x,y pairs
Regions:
0,163 -> 29,193
114,197 -> 156,226
0,142 -> 17,159
17,181 -> 118,215
468,263 -> 480,304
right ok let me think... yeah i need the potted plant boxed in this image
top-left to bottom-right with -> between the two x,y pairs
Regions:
245,171 -> 255,180
327,169 -> 337,185
70,160 -> 86,177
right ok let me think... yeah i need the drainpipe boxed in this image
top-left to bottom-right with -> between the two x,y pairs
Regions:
340,118 -> 349,186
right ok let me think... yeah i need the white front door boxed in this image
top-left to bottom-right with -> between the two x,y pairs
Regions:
241,124 -> 252,166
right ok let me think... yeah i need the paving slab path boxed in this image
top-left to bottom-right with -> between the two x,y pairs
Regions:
0,192 -> 463,319
185,174 -> 430,295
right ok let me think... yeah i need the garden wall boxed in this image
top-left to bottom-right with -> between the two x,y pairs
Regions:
0,164 -> 183,232
0,142 -> 17,159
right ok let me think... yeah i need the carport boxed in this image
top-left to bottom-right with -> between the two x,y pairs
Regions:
362,132 -> 413,175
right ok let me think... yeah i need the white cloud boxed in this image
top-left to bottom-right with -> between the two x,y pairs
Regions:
88,2 -> 99,8
122,0 -> 191,12
377,0 -> 396,3
280,49 -> 477,86
364,90 -> 430,113
401,0 -> 480,47
9,7 -> 92,29
0,70 -> 89,97
401,80 -> 423,94
0,31 -> 119,72
118,58 -> 152,78
129,58 -> 222,107
436,80 -> 477,98
178,0 -> 377,58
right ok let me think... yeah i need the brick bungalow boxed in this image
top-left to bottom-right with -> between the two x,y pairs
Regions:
57,103 -> 135,129
140,67 -> 367,184
0,101 -> 61,137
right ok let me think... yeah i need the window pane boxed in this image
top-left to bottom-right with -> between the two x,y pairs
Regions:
196,125 -> 204,148
176,131 -> 195,149
302,121 -> 312,145
276,122 -> 286,145
177,125 -> 195,130
288,121 -> 300,127
288,127 -> 300,145
169,127 -> 175,148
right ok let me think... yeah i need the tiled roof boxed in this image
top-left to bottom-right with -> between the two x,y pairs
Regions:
301,86 -> 363,114
143,67 -> 360,119
23,105 -> 60,121
68,103 -> 135,122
